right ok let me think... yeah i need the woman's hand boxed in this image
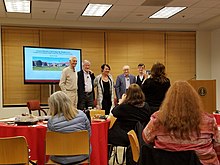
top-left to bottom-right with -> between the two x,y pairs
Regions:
118,94 -> 126,104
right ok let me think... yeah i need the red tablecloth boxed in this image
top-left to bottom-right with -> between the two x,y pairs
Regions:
214,113 -> 220,125
90,120 -> 110,165
0,124 -> 47,165
0,120 -> 110,165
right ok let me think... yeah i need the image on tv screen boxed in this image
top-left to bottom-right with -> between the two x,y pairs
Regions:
23,46 -> 82,84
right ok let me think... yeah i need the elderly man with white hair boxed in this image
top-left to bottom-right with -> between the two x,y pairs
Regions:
59,56 -> 78,108
77,60 -> 95,110
115,65 -> 136,100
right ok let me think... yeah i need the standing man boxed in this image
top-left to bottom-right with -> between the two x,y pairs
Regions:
136,63 -> 146,87
59,56 -> 78,108
77,60 -> 95,110
115,65 -> 136,100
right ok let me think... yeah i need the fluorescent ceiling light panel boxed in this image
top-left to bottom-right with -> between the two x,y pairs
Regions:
4,0 -> 31,13
149,7 -> 186,19
82,3 -> 112,16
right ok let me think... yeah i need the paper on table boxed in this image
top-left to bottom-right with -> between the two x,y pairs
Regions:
0,117 -> 16,122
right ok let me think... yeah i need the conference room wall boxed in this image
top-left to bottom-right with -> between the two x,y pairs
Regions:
0,27 -> 206,119
106,31 -> 196,83
1,27 -> 105,106
1,29 -> 219,119
211,29 -> 220,111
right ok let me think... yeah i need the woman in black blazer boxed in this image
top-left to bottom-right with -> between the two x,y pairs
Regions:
109,83 -> 150,147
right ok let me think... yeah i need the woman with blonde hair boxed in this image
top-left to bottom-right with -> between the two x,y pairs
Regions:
47,91 -> 91,164
142,81 -> 220,165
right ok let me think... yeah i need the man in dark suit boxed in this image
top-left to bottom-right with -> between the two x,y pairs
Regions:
115,65 -> 136,100
77,60 -> 95,110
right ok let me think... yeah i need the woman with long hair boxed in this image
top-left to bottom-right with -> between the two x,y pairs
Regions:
142,81 -> 220,165
47,91 -> 91,164
142,62 -> 170,115
109,83 -> 150,147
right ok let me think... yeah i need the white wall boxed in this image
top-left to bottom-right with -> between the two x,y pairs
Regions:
196,31 -> 211,80
196,29 -> 220,111
211,29 -> 220,110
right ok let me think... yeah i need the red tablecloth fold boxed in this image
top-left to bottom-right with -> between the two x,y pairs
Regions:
0,120 -> 110,165
214,113 -> 220,125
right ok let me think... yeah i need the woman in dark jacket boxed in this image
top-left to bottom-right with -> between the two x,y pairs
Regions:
109,83 -> 150,147
142,62 -> 170,116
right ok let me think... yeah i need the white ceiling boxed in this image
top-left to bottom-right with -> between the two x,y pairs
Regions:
1,0 -> 220,31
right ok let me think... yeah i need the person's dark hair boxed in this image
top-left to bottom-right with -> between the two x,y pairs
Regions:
138,63 -> 145,67
124,84 -> 145,106
150,62 -> 168,84
101,64 -> 111,72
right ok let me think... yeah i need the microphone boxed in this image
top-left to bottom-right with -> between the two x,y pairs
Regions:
191,74 -> 196,80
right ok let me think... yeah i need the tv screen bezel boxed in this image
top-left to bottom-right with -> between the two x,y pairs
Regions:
23,46 -> 82,84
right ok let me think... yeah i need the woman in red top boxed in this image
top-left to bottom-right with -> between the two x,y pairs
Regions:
142,81 -> 220,165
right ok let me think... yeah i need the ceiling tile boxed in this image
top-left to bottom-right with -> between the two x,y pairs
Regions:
56,14 -> 79,21
100,17 -> 124,22
191,0 -> 220,8
32,8 -> 57,19
32,1 -> 60,8
0,0 -> 220,30
78,16 -> 102,22
116,0 -> 145,5
89,0 -> 118,4
121,12 -> 148,23
167,0 -> 200,7
59,2 -> 87,10
61,0 -> 89,2
6,13 -> 31,19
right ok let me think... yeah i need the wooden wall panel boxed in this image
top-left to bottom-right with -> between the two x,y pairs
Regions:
2,28 -> 40,106
81,31 -> 105,75
2,27 -> 196,107
166,32 -> 196,84
106,31 -> 165,80
39,29 -> 105,102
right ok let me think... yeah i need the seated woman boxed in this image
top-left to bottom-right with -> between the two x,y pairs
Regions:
142,81 -> 220,165
47,91 -> 91,164
109,83 -> 150,147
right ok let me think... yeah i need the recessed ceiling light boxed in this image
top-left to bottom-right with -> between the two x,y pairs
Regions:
4,0 -> 31,13
149,7 -> 186,19
82,3 -> 112,17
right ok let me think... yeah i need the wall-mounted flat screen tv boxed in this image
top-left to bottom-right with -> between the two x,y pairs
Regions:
23,46 -> 82,84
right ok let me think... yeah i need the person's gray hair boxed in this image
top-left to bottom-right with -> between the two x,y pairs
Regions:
48,91 -> 78,120
82,60 -> 91,66
69,56 -> 77,61
123,65 -> 130,70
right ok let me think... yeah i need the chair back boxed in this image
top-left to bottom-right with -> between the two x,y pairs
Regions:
46,130 -> 90,156
127,130 -> 140,163
108,115 -> 117,129
0,136 -> 29,165
140,144 -> 202,165
90,110 -> 105,119
27,100 -> 47,116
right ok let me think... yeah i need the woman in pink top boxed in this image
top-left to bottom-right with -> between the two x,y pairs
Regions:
142,81 -> 220,165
